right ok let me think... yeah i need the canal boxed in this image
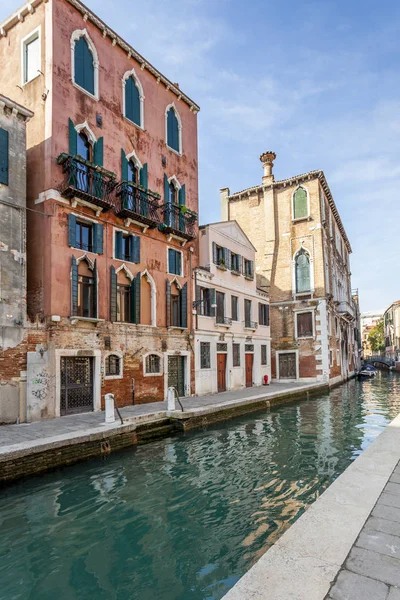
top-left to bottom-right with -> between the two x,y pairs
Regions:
1,375 -> 400,600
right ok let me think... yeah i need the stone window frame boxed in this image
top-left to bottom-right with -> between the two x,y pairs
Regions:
70,28 -> 100,101
200,341 -> 211,370
143,352 -> 163,377
292,184 -> 310,222
294,307 -> 316,340
165,102 -> 183,156
104,351 -> 123,380
122,67 -> 145,129
21,25 -> 41,86
167,246 -> 184,277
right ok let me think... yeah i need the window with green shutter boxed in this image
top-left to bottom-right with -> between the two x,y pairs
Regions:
168,248 -> 182,275
295,249 -> 311,293
166,107 -> 180,153
293,186 -> 308,220
125,76 -> 141,126
0,128 -> 9,185
74,36 -> 95,96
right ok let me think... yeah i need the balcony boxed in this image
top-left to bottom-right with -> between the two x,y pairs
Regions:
216,315 -> 232,328
115,182 -> 161,229
160,203 -> 197,243
338,301 -> 355,320
245,320 -> 258,330
57,154 -> 116,211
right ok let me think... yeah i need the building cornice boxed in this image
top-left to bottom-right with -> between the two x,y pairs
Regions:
0,0 -> 44,37
0,94 -> 34,120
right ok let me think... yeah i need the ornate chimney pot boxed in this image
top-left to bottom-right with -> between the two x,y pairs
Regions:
260,151 -> 276,182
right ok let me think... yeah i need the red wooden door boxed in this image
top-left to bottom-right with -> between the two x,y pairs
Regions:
217,353 -> 227,392
245,353 -> 253,387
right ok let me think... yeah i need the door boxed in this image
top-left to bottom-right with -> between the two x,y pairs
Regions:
279,353 -> 297,379
168,355 -> 185,397
216,292 -> 225,324
217,353 -> 227,392
245,353 -> 253,387
60,357 -> 94,415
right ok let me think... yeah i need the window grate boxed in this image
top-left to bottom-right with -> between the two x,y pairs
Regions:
245,344 -> 254,352
216,343 -> 227,352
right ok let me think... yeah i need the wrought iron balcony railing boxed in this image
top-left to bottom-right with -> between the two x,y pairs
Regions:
160,203 -> 197,241
57,154 -> 116,210
245,320 -> 258,329
216,315 -> 232,326
115,182 -> 161,228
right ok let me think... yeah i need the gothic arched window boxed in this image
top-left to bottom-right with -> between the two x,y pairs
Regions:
293,186 -> 308,220
295,249 -> 311,293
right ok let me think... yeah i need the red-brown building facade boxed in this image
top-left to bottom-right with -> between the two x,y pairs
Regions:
0,0 -> 199,421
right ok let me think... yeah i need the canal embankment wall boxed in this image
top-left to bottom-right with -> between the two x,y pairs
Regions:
222,411 -> 400,600
0,381 -> 328,483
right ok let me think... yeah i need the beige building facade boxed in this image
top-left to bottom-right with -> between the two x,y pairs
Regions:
194,221 -> 271,395
221,152 -> 359,385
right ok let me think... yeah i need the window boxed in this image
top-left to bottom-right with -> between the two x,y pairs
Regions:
76,221 -> 93,252
105,354 -> 121,377
259,303 -> 269,326
297,312 -> 313,338
261,345 -> 267,365
231,296 -> 239,321
115,231 -> 140,263
293,186 -> 308,220
166,106 -> 181,153
169,182 -> 177,204
168,249 -> 182,275
124,76 -> 141,126
200,288 -> 211,316
167,280 -> 187,328
233,343 -> 240,367
245,344 -> 254,352
77,261 -> 95,318
231,252 -> 241,272
243,259 -> 254,279
244,299 -> 252,327
73,35 -> 95,96
117,283 -> 131,322
23,29 -> 40,84
335,317 -> 339,337
216,343 -> 227,352
295,249 -> 311,293
68,215 -> 103,254
216,245 -> 225,266
216,291 -> 225,324
0,128 -> 9,186
200,342 -> 211,369
145,354 -> 161,374
127,159 -> 138,183
330,350 -> 334,367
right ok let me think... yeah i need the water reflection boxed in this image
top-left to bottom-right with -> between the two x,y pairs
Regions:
1,375 -> 400,600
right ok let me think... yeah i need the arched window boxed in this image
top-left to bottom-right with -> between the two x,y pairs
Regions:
295,249 -> 311,294
145,354 -> 161,374
166,106 -> 181,153
127,159 -> 138,184
74,36 -> 95,96
125,76 -> 141,126
105,354 -> 121,377
77,131 -> 92,161
78,258 -> 95,317
293,186 -> 308,220
169,181 -> 177,204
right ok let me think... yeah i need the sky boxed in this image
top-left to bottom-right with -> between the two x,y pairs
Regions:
1,0 -> 399,312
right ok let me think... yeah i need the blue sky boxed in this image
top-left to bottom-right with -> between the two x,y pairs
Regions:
2,0 -> 399,312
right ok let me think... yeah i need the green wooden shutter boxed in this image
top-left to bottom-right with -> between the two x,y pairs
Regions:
110,265 -> 117,322
121,149 -> 128,181
176,251 -> 182,276
249,260 -> 254,278
293,187 -> 308,219
69,119 -> 77,156
166,279 -> 171,327
68,214 -> 77,247
209,288 -> 216,317
225,248 -> 231,269
125,77 -> 140,125
93,259 -> 98,317
93,223 -> 103,254
131,271 -> 141,324
168,248 -> 176,274
195,284 -> 201,304
71,255 -> 78,315
237,255 -> 242,273
115,231 -> 123,259
140,163 -> 148,188
132,235 -> 140,263
164,173 -> 169,203
266,305 -> 270,326
93,137 -> 103,167
0,128 -> 9,185
212,242 -> 218,264
83,38 -> 95,95
178,184 -> 186,206
181,282 -> 188,328
74,38 -> 85,90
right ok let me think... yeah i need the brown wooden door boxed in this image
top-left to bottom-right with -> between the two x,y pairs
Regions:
245,353 -> 253,387
279,353 -> 297,379
217,353 -> 227,392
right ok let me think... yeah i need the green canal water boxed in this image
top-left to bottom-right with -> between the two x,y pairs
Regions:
2,375 -> 400,600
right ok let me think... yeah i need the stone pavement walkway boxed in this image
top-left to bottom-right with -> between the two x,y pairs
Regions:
0,381 -> 321,450
327,461 -> 400,600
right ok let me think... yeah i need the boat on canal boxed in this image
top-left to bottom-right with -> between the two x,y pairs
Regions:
357,364 -> 378,378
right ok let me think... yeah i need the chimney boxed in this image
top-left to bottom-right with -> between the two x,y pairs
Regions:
220,187 -> 230,221
173,82 -> 180,89
260,151 -> 276,184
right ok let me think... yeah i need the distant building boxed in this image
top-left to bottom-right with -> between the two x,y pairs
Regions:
0,0 -> 199,421
361,310 -> 384,358
383,302 -> 400,362
194,221 -> 271,395
0,94 -> 34,423
220,151 -> 359,385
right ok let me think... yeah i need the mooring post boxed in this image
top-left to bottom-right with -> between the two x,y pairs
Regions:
104,393 -> 116,424
167,387 -> 176,411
